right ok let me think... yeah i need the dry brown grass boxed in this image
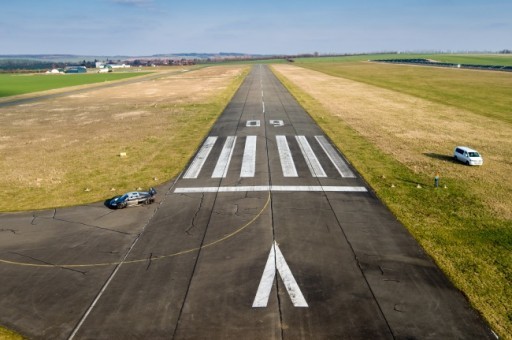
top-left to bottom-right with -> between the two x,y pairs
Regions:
272,64 -> 512,221
0,65 -> 248,211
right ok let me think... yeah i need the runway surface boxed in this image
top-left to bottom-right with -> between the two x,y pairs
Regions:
0,65 -> 494,339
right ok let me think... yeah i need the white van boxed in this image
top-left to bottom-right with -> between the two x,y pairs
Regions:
453,146 -> 483,166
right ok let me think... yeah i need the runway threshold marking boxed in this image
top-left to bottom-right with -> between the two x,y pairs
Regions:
315,136 -> 356,178
276,135 -> 298,177
212,136 -> 237,178
174,186 -> 367,193
253,241 -> 308,308
241,136 -> 257,177
181,135 -> 356,180
183,136 -> 217,179
296,136 -> 327,177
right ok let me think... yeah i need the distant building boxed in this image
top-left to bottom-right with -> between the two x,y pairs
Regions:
106,63 -> 130,69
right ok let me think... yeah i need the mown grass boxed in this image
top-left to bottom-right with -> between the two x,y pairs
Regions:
296,61 -> 512,124
273,67 -> 512,339
0,72 -> 150,98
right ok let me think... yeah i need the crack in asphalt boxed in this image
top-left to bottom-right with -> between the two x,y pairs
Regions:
29,212 -> 132,235
185,193 -> 205,235
0,228 -> 17,234
10,252 -> 87,275
212,204 -> 254,217
146,252 -> 153,271
31,213 -> 39,225
326,201 -> 395,337
93,209 -> 116,220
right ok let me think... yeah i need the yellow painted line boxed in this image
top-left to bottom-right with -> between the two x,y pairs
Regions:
0,192 -> 271,269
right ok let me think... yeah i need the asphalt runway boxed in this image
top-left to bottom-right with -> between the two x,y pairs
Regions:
0,65 -> 495,339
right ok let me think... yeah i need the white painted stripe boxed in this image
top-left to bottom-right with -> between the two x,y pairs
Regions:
241,136 -> 257,177
262,101 -> 265,113
296,136 -> 327,177
183,136 -> 217,179
315,136 -> 356,178
252,242 -> 277,308
272,185 -> 367,192
212,136 -> 237,178
253,241 -> 308,308
174,185 -> 367,193
175,186 -> 269,193
274,242 -> 308,307
276,135 -> 298,177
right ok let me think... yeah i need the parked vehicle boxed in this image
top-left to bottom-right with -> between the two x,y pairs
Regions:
108,188 -> 157,209
453,146 -> 483,166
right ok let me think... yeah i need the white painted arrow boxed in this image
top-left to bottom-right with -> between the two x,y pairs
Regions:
252,241 -> 308,308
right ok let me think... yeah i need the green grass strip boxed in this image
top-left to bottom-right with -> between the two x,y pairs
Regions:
272,67 -> 511,339
0,72 -> 151,98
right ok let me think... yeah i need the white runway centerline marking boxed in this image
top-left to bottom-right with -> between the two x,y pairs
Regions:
241,136 -> 257,177
253,241 -> 308,308
183,136 -> 217,179
276,135 -> 298,177
212,136 -> 237,178
296,136 -> 327,177
174,186 -> 368,193
315,136 -> 356,178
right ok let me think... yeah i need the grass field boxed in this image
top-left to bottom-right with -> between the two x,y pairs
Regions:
296,61 -> 512,124
0,72 -> 150,98
0,65 -> 249,212
272,63 -> 511,339
292,53 -> 512,66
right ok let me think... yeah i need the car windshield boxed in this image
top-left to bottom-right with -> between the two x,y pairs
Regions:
468,152 -> 480,157
119,194 -> 129,200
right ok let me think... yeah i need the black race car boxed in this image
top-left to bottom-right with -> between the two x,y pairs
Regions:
108,188 -> 157,209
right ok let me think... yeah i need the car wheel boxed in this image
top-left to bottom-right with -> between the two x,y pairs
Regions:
465,160 -> 470,165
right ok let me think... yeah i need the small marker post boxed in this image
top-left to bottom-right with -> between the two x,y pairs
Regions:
434,172 -> 440,188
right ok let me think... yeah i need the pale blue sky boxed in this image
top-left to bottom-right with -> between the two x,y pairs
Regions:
1,0 -> 510,55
